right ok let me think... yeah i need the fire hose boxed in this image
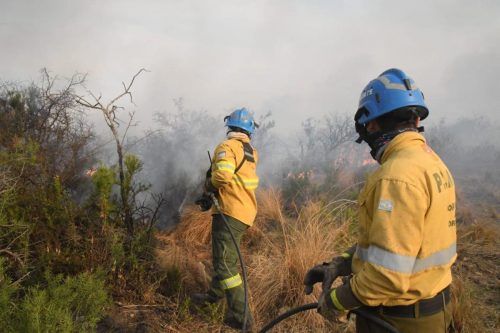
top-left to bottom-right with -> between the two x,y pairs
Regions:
258,302 -> 400,333
208,191 -> 399,333
205,192 -> 398,333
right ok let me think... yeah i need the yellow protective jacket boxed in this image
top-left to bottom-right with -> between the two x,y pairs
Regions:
348,131 -> 457,307
210,133 -> 259,226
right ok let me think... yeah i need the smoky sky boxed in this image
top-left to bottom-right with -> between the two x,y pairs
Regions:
1,0 -> 499,132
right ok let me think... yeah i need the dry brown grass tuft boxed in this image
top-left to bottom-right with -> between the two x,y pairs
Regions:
459,221 -> 498,249
173,206 -> 213,248
254,187 -> 286,230
155,206 -> 214,294
451,275 -> 488,333
151,188 -> 358,332
248,189 -> 357,331
149,187 -> 498,332
452,221 -> 499,332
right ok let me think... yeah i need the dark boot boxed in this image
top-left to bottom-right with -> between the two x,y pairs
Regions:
223,314 -> 254,332
190,292 -> 221,305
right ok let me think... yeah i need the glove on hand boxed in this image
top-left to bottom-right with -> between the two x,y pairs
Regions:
195,193 -> 213,211
303,256 -> 352,295
204,177 -> 218,193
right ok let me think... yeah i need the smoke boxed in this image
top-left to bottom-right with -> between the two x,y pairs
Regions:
128,99 -> 500,228
4,0 -> 499,225
130,104 -> 371,225
130,100 -> 277,228
129,99 -> 219,227
2,1 -> 500,129
425,116 -> 500,185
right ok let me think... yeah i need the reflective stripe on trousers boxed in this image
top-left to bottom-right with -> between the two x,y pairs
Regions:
220,273 -> 243,290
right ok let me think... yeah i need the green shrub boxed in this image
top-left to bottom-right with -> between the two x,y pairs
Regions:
0,258 -> 17,332
92,165 -> 117,223
0,73 -> 163,332
1,257 -> 110,333
16,272 -> 110,333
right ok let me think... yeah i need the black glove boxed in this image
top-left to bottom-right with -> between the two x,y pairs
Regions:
304,256 -> 352,295
195,193 -> 213,211
203,167 -> 216,193
204,177 -> 218,194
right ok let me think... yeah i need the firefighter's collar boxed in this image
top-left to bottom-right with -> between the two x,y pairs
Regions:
380,131 -> 426,164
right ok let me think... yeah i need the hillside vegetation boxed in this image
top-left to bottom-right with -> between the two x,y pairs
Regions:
0,72 -> 498,332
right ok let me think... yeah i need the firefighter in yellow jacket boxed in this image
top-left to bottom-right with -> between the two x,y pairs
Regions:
304,69 -> 456,332
192,108 -> 259,331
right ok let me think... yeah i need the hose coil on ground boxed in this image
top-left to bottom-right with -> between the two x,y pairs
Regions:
258,302 -> 400,333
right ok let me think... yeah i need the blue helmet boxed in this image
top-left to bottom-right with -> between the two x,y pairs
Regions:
224,107 -> 257,134
355,68 -> 429,126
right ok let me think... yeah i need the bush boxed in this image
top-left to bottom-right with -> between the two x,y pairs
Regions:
0,258 -> 17,332
1,258 -> 109,332
0,71 -> 165,332
15,272 -> 109,333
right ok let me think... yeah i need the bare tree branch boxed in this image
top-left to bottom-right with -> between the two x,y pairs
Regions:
106,68 -> 148,109
0,249 -> 23,265
75,68 -> 149,246
121,110 -> 137,144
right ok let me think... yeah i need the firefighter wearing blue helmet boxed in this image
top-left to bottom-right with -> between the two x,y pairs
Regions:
192,108 -> 259,331
224,107 -> 258,135
305,69 -> 456,332
354,68 -> 429,161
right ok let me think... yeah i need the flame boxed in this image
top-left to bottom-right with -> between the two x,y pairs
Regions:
85,168 -> 97,177
362,159 -> 376,166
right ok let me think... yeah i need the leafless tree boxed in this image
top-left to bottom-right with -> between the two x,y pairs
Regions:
0,69 -> 95,191
76,68 -> 147,239
298,113 -> 356,168
318,114 -> 354,154
37,69 -> 87,143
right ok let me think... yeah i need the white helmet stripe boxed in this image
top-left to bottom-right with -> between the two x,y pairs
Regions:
377,75 -> 419,91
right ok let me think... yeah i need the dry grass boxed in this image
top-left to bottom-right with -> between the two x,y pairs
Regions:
171,206 -> 213,248
108,187 -> 498,332
156,207 -> 214,294
249,189 -> 357,331
451,221 -> 499,332
151,188 -> 359,332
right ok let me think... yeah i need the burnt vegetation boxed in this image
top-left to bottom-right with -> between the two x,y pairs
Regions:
0,70 -> 498,332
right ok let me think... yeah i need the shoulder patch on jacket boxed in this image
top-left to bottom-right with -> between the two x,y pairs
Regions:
216,151 -> 226,160
378,199 -> 393,212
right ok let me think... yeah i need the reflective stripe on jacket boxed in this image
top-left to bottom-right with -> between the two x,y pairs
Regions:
350,131 -> 457,307
210,135 -> 259,226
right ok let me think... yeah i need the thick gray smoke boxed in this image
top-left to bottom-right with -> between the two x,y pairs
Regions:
131,100 -> 277,228
425,117 -> 500,210
129,106 -> 499,228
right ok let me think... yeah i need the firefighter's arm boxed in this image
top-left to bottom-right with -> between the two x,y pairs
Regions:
210,143 -> 236,189
336,179 -> 428,308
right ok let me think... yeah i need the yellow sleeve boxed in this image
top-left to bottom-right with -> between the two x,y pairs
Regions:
351,179 -> 428,306
210,143 -> 236,188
